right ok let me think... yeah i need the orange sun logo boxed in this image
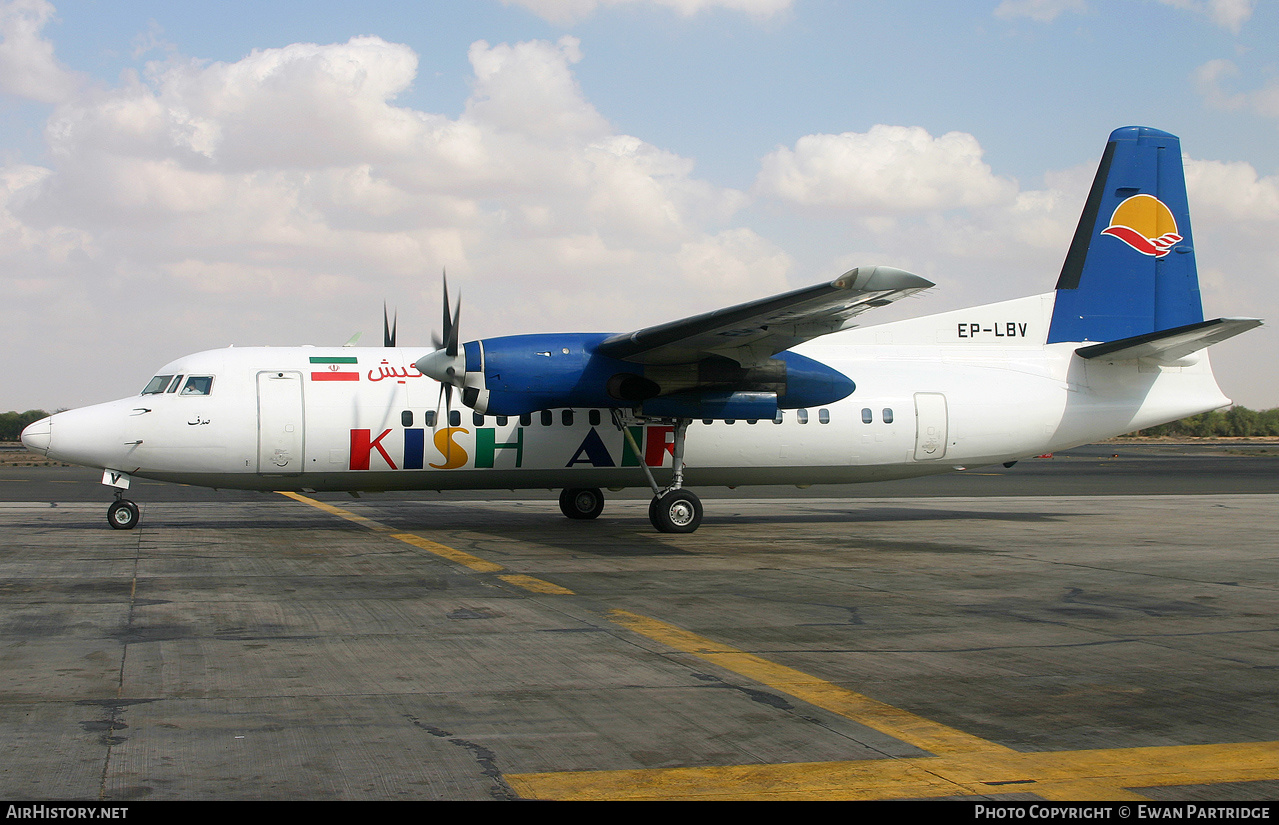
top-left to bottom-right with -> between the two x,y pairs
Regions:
1100,194 -> 1182,258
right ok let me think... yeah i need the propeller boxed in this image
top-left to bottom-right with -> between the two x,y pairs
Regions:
416,273 -> 466,464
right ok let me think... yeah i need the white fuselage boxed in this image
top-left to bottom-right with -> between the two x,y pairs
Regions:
27,292 -> 1231,494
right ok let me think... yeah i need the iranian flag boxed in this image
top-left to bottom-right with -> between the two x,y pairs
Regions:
310,356 -> 359,381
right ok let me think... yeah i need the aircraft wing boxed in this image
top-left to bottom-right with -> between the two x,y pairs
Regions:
596,266 -> 933,366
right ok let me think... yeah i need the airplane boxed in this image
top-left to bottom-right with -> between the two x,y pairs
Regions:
19,126 -> 1262,534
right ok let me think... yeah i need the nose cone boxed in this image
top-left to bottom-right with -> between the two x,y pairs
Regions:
20,416 -> 51,455
25,402 -> 129,470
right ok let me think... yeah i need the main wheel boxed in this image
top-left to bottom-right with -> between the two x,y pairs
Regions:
649,489 -> 702,533
107,499 -> 139,530
559,487 -> 605,520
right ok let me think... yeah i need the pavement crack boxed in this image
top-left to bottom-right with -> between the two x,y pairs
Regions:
407,716 -> 519,800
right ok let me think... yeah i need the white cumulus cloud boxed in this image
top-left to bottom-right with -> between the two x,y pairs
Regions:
3,18 -> 792,408
754,125 -> 1019,213
0,0 -> 81,102
1157,0 -> 1255,33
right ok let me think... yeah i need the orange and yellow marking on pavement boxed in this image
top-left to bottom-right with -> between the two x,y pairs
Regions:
279,492 -> 1279,801
506,741 -> 1279,801
508,612 -> 1279,801
278,492 -> 569,591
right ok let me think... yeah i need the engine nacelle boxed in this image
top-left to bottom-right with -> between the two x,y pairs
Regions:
418,334 -> 856,417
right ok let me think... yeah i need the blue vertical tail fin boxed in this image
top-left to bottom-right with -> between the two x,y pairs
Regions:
1047,127 -> 1203,344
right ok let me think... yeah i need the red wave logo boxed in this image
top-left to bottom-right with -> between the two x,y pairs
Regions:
1100,194 -> 1182,258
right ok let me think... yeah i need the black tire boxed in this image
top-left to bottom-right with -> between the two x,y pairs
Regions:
107,499 -> 139,530
559,487 -> 605,520
649,489 -> 702,533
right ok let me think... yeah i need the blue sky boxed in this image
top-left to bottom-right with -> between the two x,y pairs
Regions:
3,0 -> 1277,411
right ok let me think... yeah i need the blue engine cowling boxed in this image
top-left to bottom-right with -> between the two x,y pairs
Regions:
450,333 -> 855,417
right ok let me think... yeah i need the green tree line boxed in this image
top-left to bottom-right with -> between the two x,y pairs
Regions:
1,410 -> 51,442
1127,406 -> 1279,438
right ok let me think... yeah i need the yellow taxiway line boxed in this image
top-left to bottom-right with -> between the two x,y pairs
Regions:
279,492 -> 1279,800
509,612 -> 1279,801
278,492 -> 567,589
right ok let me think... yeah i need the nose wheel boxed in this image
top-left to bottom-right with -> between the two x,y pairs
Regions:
107,497 -> 139,530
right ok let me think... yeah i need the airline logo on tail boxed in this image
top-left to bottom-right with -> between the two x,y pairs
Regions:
1100,194 -> 1182,258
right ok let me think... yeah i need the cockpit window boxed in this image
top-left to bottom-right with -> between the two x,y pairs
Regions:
166,375 -> 184,393
142,375 -> 174,395
180,376 -> 214,396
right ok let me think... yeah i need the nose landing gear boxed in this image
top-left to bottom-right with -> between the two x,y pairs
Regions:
107,493 -> 139,530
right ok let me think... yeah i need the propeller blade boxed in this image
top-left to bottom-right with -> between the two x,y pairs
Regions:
442,271 -> 452,351
433,380 -> 456,466
447,300 -> 461,357
383,302 -> 397,348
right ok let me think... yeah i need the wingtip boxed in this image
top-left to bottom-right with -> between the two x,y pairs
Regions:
836,266 -> 934,292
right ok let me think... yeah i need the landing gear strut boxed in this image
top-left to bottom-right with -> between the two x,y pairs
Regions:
107,493 -> 139,530
615,412 -> 703,534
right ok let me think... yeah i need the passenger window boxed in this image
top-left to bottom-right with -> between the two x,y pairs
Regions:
589,410 -> 601,426
725,419 -> 735,425
473,412 -> 485,426
746,419 -> 757,425
402,411 -> 413,427
797,409 -> 809,424
142,375 -> 174,395
819,409 -> 830,424
703,419 -> 714,426
425,411 -> 436,427
861,408 -> 873,424
774,411 -> 784,423
540,410 -> 553,426
883,408 -> 894,424
496,416 -> 508,427
520,414 -> 531,427
449,410 -> 461,427
180,376 -> 214,396
562,410 -> 574,426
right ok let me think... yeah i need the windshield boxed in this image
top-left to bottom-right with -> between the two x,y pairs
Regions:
141,375 -> 174,395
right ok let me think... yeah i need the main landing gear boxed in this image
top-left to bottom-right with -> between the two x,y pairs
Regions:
558,485 -> 703,533
107,493 -> 140,530
627,415 -> 702,533
557,413 -> 703,534
648,488 -> 703,534
637,417 -> 702,533
559,486 -> 605,520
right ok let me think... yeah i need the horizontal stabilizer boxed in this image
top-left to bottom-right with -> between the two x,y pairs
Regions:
1075,317 -> 1262,364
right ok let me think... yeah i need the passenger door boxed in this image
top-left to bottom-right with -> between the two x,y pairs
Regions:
257,371 -> 304,474
913,392 -> 948,460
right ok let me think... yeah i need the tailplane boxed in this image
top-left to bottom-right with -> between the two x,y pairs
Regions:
1048,127 -> 1210,345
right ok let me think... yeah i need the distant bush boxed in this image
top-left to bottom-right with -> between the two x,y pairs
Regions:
1128,406 -> 1279,438
0,410 -> 51,442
